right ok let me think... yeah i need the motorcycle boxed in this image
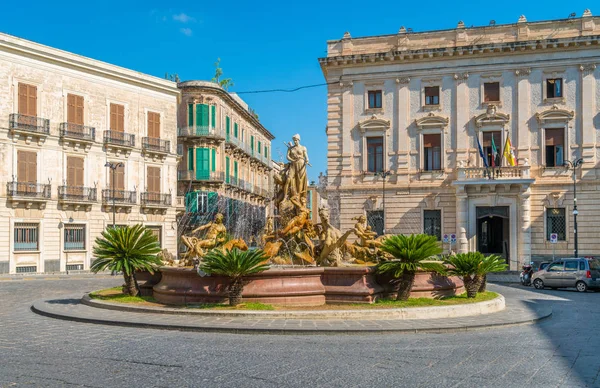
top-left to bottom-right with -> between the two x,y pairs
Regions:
520,263 -> 534,286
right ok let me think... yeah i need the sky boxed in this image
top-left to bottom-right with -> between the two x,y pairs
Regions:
0,1 -> 595,182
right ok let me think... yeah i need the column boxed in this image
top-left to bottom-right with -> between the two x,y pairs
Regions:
454,73 -> 469,163
518,188 -> 532,270
579,64 -> 596,177
396,77 -> 410,177
515,68 -> 531,164
455,186 -> 469,253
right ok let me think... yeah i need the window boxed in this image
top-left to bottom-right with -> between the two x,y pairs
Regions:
225,116 -> 230,139
147,112 -> 160,138
109,103 -> 124,132
482,131 -> 502,167
147,226 -> 162,247
18,83 -> 37,116
234,123 -> 238,138
564,261 -> 578,271
367,137 -> 383,172
423,210 -> 442,241
546,208 -> 566,241
108,163 -> 125,191
64,224 -> 86,250
366,210 -> 384,236
423,134 -> 441,171
545,129 -> 564,167
580,261 -> 586,271
483,82 -> 500,102
424,87 -> 440,106
547,78 -> 563,99
147,166 -> 161,197
66,156 -> 84,197
184,191 -> 208,213
17,150 -> 37,184
368,90 -> 382,109
14,223 -> 39,251
547,262 -> 564,272
67,94 -> 84,125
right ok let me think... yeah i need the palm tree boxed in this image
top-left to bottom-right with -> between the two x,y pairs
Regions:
91,225 -> 162,296
199,248 -> 270,306
443,252 -> 484,298
376,234 -> 445,301
477,254 -> 507,292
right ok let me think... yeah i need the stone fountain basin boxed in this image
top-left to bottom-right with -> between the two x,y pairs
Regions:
152,266 -> 465,306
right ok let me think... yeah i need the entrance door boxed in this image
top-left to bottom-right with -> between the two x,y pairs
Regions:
476,206 -> 509,260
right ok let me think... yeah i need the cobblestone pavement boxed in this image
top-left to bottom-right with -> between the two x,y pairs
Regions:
1,275 -> 599,387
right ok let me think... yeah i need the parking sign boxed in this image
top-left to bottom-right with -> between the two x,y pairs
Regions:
443,234 -> 450,243
450,234 -> 457,244
550,233 -> 558,243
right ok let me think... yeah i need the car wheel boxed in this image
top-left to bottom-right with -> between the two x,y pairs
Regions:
533,279 -> 544,289
576,281 -> 588,293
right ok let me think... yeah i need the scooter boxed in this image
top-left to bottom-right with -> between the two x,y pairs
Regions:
520,263 -> 534,286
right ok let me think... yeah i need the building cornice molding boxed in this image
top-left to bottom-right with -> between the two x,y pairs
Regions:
415,112 -> 450,130
535,104 -> 575,124
358,115 -> 390,133
474,104 -> 510,128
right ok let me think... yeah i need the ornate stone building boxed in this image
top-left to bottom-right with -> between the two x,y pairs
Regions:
319,11 -> 600,269
0,32 -> 179,274
177,81 -> 274,242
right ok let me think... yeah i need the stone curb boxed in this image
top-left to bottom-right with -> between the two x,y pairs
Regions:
81,294 -> 506,320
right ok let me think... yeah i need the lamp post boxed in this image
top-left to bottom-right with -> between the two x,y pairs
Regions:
374,170 -> 392,235
105,162 -> 124,228
564,158 -> 583,258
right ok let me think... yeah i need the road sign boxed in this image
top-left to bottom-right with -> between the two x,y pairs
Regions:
550,233 -> 558,244
450,234 -> 457,244
442,234 -> 450,243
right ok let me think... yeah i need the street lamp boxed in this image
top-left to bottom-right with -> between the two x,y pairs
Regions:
374,170 -> 392,235
563,158 -> 583,258
105,162 -> 124,228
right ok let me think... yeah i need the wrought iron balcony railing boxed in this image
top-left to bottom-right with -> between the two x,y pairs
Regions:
142,137 -> 170,154
59,123 -> 95,142
141,192 -> 172,206
9,113 -> 50,135
177,170 -> 224,182
58,186 -> 97,202
103,130 -> 135,147
101,189 -> 136,204
178,126 -> 224,139
7,182 -> 51,199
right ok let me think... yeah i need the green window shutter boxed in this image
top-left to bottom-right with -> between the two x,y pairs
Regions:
201,104 -> 209,127
196,104 -> 209,132
187,148 -> 194,170
188,104 -> 194,126
208,191 -> 217,210
250,135 -> 254,154
234,123 -> 238,138
211,148 -> 216,172
211,105 -> 216,128
226,116 -> 230,139
234,161 -> 238,180
196,148 -> 210,180
225,157 -> 230,183
258,141 -> 262,154
265,146 -> 268,158
185,192 -> 197,213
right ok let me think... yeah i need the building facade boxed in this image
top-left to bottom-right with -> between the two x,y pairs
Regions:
319,12 -> 600,269
177,81 -> 274,242
0,33 -> 180,274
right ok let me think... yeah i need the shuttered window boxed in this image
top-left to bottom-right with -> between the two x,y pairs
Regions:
148,112 -> 160,138
147,226 -> 162,247
196,148 -> 210,180
17,150 -> 37,183
188,148 -> 194,170
188,104 -> 194,126
234,161 -> 238,180
264,146 -> 268,159
250,135 -> 254,153
234,123 -> 238,138
211,149 -> 216,172
66,157 -> 84,197
225,156 -> 230,183
18,83 -> 37,116
226,116 -> 231,139
110,104 -> 125,132
210,105 -> 216,128
258,141 -> 262,154
109,163 -> 125,190
196,104 -> 209,128
147,166 -> 160,193
67,94 -> 84,125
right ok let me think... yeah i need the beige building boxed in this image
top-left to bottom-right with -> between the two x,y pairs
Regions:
0,33 -> 179,274
177,81 -> 274,242
320,11 -> 600,269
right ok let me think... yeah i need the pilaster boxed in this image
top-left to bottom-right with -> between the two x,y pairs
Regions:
341,81 -> 354,180
579,64 -> 596,177
455,187 -> 469,253
518,188 -> 532,268
515,68 -> 531,163
396,77 -> 410,173
454,73 -> 469,162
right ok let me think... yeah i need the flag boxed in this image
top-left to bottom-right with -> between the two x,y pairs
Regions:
476,135 -> 489,168
491,136 -> 498,167
503,136 -> 516,167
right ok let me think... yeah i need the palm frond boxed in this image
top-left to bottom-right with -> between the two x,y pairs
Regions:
377,234 -> 444,277
443,252 -> 484,277
199,248 -> 270,280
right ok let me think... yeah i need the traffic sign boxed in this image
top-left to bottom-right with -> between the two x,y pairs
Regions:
550,233 -> 558,244
442,234 -> 450,243
450,234 -> 457,244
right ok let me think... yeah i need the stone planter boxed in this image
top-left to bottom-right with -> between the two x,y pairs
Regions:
321,267 -> 384,304
376,271 -> 465,299
135,270 -> 162,297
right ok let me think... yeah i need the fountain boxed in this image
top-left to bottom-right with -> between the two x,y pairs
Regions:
152,134 -> 464,306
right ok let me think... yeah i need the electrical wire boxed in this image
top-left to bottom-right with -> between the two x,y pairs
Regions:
234,79 -> 341,94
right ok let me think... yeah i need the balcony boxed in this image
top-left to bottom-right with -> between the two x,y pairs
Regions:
59,123 -> 95,151
9,113 -> 50,145
58,186 -> 97,211
178,170 -> 224,183
141,192 -> 171,214
102,189 -> 136,212
103,130 -> 135,156
6,181 -> 51,209
178,126 -> 224,144
454,166 -> 534,193
142,137 -> 170,161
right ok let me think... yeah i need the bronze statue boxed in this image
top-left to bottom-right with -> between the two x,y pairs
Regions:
180,213 -> 227,264
316,207 -> 353,266
283,134 -> 309,201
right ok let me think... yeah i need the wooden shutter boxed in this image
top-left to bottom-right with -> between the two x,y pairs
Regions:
423,134 -> 441,148
188,104 -> 194,126
188,148 -> 194,170
250,135 -> 254,151
211,148 -> 216,172
234,123 -> 238,138
18,83 -> 37,116
225,157 -> 230,183
18,151 -> 37,183
110,164 -> 125,190
110,104 -> 124,132
545,129 -> 564,146
226,116 -> 230,137
196,104 -> 209,128
196,148 -> 210,180
67,94 -> 84,125
147,167 -> 160,193
67,157 -> 84,186
234,161 -> 238,180
211,105 -> 216,128
148,112 -> 160,138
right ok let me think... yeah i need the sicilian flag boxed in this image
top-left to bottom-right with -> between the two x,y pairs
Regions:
503,136 -> 517,167
476,135 -> 489,168
491,136 -> 498,167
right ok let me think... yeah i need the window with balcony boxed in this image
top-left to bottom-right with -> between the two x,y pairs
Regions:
18,83 -> 37,117
65,156 -> 85,197
17,150 -> 37,185
483,82 -> 500,102
110,103 -> 125,132
546,208 -> 566,241
423,210 -> 441,241
368,90 -> 382,109
61,94 -> 93,141
423,134 -> 441,171
14,223 -> 39,251
482,131 -> 502,167
13,83 -> 48,135
146,166 -> 161,201
367,137 -> 383,173
64,224 -> 86,250
546,78 -> 563,99
366,210 -> 384,236
424,86 -> 440,106
545,129 -> 564,167
108,162 -> 125,196
147,226 -> 162,247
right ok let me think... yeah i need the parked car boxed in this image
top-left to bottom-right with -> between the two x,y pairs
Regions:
532,258 -> 600,292
538,262 -> 551,271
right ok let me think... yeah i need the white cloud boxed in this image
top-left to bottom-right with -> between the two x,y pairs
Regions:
180,28 -> 193,37
173,13 -> 195,23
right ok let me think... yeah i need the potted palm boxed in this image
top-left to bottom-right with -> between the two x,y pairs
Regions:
443,252 -> 484,298
199,248 -> 270,306
376,234 -> 445,301
91,225 -> 162,297
477,254 -> 507,292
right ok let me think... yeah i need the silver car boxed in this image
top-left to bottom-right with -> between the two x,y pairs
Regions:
532,258 -> 600,292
